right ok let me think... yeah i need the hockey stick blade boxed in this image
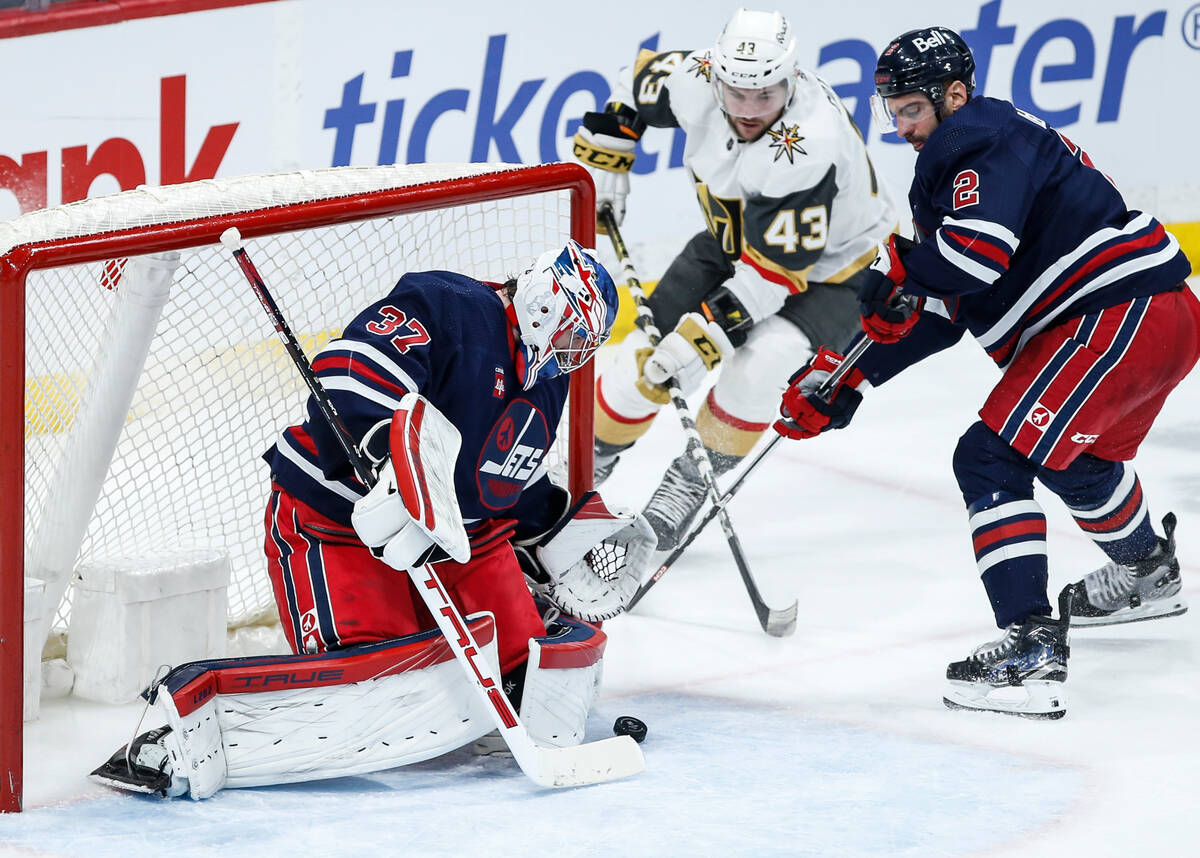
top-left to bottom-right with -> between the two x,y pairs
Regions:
723,525 -> 798,637
760,599 -> 798,637
531,736 -> 644,787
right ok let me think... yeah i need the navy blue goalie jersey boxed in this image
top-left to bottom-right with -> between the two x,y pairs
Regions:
264,271 -> 569,544
878,96 -> 1189,376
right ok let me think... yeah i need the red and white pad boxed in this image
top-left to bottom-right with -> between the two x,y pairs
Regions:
352,392 -> 470,568
521,615 -> 607,748
94,615 -> 502,799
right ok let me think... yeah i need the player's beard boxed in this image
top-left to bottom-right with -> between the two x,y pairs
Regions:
726,111 -> 779,143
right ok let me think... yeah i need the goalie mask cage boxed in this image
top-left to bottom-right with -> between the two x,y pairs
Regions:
0,161 -> 597,812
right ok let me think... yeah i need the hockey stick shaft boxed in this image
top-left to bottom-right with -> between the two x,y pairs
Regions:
627,335 -> 874,609
599,208 -> 797,637
222,228 -> 641,787
626,432 -> 780,609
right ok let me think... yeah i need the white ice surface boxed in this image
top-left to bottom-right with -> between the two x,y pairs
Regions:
4,274 -> 1198,857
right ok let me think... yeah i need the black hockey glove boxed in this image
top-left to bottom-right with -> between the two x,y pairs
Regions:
573,102 -> 646,230
699,284 -> 754,347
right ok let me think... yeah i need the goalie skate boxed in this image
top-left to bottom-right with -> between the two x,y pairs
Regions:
1062,513 -> 1185,627
90,727 -> 187,798
943,588 -> 1073,720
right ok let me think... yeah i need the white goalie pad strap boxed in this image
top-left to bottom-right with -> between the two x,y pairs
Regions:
351,392 -> 470,567
151,613 -> 500,797
520,616 -> 606,748
154,690 -> 227,800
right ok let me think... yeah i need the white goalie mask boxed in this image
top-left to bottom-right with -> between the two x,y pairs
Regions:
509,240 -> 619,391
710,8 -> 798,118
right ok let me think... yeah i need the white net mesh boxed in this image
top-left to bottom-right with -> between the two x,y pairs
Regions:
17,164 -> 581,645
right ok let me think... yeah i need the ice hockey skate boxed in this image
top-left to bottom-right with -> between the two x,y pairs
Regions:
91,727 -> 188,798
641,453 -> 708,551
1062,513 -> 1185,627
943,588 -> 1073,719
593,439 -> 630,486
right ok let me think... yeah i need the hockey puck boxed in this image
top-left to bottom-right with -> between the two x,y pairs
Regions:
612,715 -> 648,743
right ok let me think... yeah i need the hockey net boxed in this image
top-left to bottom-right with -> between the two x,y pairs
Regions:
0,162 -> 596,810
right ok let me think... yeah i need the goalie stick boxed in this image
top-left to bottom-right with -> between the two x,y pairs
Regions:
626,335 -> 874,611
599,207 -> 797,638
221,227 -> 643,788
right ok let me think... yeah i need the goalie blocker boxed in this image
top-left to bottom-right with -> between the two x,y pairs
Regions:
91,609 -> 608,799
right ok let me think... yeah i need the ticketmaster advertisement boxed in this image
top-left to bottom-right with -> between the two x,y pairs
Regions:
2,0 -> 1198,259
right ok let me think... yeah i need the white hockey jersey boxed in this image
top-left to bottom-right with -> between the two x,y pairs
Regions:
618,48 -> 897,320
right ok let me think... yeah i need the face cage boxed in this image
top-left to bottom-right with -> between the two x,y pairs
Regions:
521,318 -> 602,390
712,77 -> 792,120
548,319 -> 603,375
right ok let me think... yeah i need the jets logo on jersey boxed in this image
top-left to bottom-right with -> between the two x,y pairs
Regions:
1027,405 -> 1055,427
766,121 -> 807,163
689,53 -> 712,82
477,399 -> 550,510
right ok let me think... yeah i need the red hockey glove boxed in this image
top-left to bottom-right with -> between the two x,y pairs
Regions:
858,234 -> 923,343
772,346 -> 866,440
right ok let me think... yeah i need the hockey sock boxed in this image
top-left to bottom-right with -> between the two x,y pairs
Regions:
968,491 -> 1052,627
1039,457 -> 1158,564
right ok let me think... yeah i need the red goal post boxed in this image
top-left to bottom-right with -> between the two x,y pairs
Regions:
0,161 -> 597,812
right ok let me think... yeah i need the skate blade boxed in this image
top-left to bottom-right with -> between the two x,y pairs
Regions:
943,679 -> 1066,719
89,759 -> 172,795
1071,598 -> 1187,628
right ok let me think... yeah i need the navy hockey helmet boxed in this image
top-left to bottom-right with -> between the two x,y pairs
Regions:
870,27 -> 976,132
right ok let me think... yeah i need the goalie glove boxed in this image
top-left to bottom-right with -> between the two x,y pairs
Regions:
636,312 -> 733,402
516,491 -> 656,622
351,393 -> 470,569
572,101 -> 645,230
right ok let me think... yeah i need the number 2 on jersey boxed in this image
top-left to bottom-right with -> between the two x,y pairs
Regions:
952,170 -> 980,210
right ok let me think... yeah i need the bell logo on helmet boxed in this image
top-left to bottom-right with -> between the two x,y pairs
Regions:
912,30 -> 953,53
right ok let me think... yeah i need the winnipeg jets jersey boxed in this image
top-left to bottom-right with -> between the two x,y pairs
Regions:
264,271 -> 568,545
882,97 -> 1190,372
620,48 -> 896,312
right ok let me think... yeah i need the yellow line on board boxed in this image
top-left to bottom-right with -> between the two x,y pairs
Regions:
1167,222 -> 1200,275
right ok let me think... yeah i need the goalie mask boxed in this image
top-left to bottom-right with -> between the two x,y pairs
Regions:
710,8 -> 798,120
509,240 -> 618,390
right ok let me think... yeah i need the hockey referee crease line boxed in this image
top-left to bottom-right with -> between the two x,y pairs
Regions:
220,226 -> 643,789
599,206 -> 798,638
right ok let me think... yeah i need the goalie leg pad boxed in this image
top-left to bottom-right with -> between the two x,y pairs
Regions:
91,614 -> 501,799
520,615 -> 607,748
